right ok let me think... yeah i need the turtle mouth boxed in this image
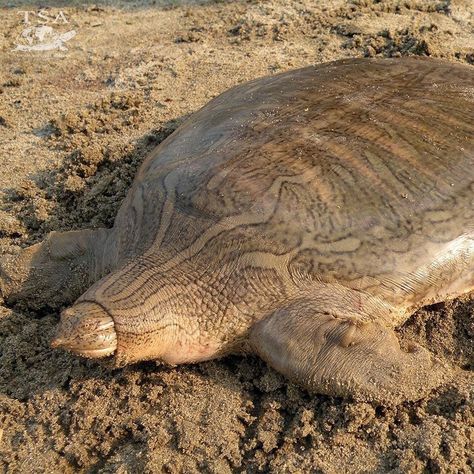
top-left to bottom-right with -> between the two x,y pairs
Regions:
51,301 -> 117,359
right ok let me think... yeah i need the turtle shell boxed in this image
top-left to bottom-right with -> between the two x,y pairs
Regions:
112,57 -> 474,309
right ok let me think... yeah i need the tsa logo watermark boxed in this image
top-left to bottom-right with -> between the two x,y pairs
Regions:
14,10 -> 77,52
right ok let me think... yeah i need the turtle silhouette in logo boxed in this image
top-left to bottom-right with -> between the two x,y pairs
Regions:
14,25 -> 76,52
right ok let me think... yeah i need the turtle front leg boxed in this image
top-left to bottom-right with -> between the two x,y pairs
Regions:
250,290 -> 452,404
0,228 -> 115,309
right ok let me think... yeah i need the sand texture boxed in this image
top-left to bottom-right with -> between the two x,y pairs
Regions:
0,1 -> 473,472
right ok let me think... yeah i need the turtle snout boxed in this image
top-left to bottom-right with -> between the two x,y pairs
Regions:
51,301 -> 117,359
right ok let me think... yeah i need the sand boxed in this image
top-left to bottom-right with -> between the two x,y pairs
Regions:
0,1 -> 473,472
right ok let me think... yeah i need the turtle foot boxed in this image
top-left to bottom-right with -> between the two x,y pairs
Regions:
250,293 -> 453,405
0,228 -> 111,309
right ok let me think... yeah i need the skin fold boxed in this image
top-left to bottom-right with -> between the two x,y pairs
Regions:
1,57 -> 473,404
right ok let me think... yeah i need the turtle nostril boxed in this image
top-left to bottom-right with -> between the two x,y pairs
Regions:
52,301 -> 117,358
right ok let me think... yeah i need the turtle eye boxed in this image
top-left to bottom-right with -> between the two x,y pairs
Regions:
51,302 -> 117,359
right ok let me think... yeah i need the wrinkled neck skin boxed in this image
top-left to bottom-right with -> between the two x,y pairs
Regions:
63,247 -> 397,367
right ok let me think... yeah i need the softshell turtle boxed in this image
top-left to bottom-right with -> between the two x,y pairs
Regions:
1,58 -> 473,404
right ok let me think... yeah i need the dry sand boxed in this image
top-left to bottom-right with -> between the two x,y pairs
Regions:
0,1 -> 473,472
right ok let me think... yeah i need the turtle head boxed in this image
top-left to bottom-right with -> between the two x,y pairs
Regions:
51,301 -> 117,359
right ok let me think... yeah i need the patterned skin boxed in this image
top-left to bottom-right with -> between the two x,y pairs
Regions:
1,58 -> 473,404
